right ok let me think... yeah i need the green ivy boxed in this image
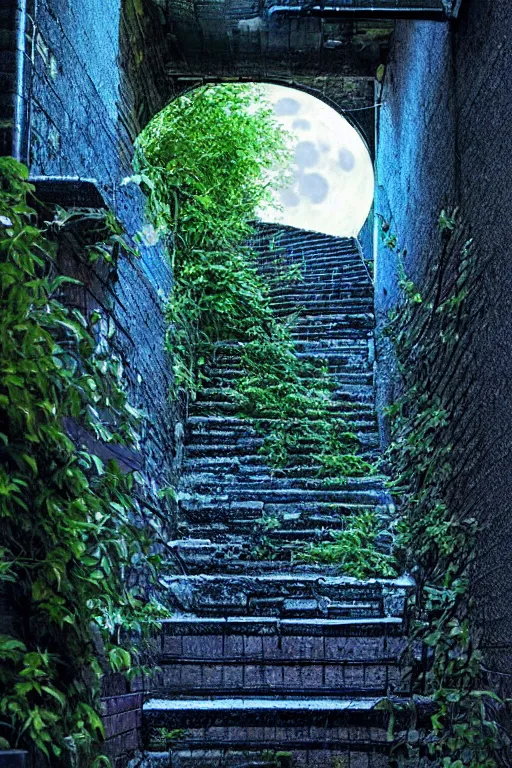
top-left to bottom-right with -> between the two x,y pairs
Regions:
382,210 -> 511,766
0,158 -> 168,766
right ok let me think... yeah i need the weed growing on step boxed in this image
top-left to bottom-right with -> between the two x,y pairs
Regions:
383,211 -> 511,765
132,84 -> 374,490
296,510 -> 397,578
0,159 -> 169,766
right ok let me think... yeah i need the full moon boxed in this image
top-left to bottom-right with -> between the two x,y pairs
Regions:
257,84 -> 374,238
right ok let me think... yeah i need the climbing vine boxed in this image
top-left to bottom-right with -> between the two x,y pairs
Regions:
382,211 -> 511,765
0,158 -> 167,766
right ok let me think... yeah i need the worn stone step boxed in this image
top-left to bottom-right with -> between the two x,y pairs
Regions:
259,243 -> 358,261
187,412 -> 375,430
178,500 -> 386,526
190,390 -> 374,415
185,428 -> 378,450
180,487 -> 387,507
139,749 -> 389,768
186,414 -> 376,433
185,436 -> 377,457
170,536 -> 393,575
292,312 -> 373,327
274,272 -> 369,287
290,329 -> 372,342
268,288 -> 373,305
260,241 -> 358,257
259,254 -> 362,273
180,471 -> 387,491
204,364 -> 372,384
273,304 -> 374,319
259,259 -> 368,276
181,456 -> 376,477
136,752 -> 284,768
183,444 -> 375,462
143,696 -> 396,760
156,616 -> 407,698
293,338 -> 370,351
271,299 -> 373,314
209,338 -> 370,361
180,501 -> 387,532
268,288 -> 373,304
162,573 -> 414,619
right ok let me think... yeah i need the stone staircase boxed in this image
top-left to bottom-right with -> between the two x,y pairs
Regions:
141,226 -> 413,767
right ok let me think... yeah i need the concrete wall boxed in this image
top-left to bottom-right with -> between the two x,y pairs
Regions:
375,0 -> 512,697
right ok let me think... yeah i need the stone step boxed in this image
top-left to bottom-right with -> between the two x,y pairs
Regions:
268,288 -> 373,305
292,312 -> 373,327
258,241 -> 358,258
173,559 -> 390,578
180,472 -> 387,492
190,388 -> 375,414
171,534 -> 394,572
138,749 -> 388,768
180,501 -> 384,538
187,412 -> 375,430
156,616 -> 407,698
271,299 -> 374,315
192,385 -> 374,410
202,372 -> 374,390
186,414 -> 376,433
259,259 -> 368,276
178,499 -> 386,525
186,422 -> 378,448
210,337 -> 370,358
179,487 -> 388,507
270,271 -> 369,287
143,696 -> 395,764
162,573 -> 414,619
181,452 -> 380,476
259,255 -> 363,273
290,329 -> 372,342
205,355 -> 372,375
180,503 -> 388,534
185,436 -> 378,456
259,241 -> 358,257
293,338 -> 370,351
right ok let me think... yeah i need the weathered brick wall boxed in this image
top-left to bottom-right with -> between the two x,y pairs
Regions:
21,0 -> 181,509
375,1 -> 512,697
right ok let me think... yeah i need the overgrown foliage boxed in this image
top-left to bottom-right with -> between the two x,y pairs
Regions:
132,84 -> 373,485
296,510 -> 397,578
383,211 -> 511,766
0,158 -> 167,766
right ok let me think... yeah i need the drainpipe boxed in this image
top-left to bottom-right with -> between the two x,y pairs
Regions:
12,0 -> 33,163
267,3 -> 461,21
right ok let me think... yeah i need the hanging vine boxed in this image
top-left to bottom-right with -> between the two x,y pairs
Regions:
0,158 -> 168,766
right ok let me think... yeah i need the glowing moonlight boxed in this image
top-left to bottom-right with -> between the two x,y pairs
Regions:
257,85 -> 374,238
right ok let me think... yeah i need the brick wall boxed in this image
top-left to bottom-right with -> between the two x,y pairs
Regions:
374,0 -> 512,697
1,3 -> 178,765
